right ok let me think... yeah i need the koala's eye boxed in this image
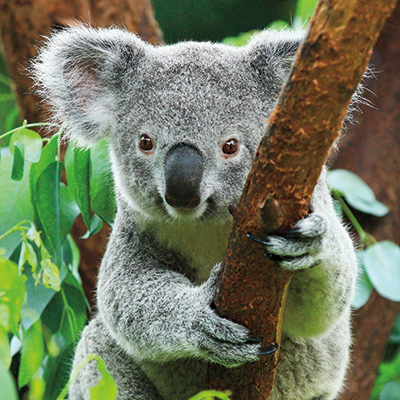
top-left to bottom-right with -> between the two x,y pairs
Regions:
139,134 -> 154,153
222,138 -> 239,157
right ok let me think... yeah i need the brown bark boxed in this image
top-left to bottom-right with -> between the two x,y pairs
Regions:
206,1 -> 397,398
0,0 -> 163,304
335,2 -> 400,398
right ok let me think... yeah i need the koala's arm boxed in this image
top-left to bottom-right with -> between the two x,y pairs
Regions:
96,208 -> 264,367
282,171 -> 358,338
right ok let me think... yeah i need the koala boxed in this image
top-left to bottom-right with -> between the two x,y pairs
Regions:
33,26 -> 358,400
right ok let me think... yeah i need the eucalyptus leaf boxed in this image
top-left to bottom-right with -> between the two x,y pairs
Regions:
73,147 -> 92,229
30,134 -> 58,230
90,140 -> 116,226
0,256 -> 26,335
0,323 -> 11,369
363,241 -> 400,302
352,253 -> 373,309
11,140 -> 24,181
0,363 -> 18,400
0,154 -> 34,258
327,169 -> 389,216
10,127 -> 42,163
346,193 -> 389,217
60,183 -> 80,242
82,214 -> 103,239
379,382 -> 400,400
89,356 -> 118,400
35,161 -> 63,263
18,319 -> 45,388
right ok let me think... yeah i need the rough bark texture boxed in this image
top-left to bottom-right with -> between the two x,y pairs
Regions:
206,1 -> 397,398
0,0 -> 163,304
335,2 -> 400,398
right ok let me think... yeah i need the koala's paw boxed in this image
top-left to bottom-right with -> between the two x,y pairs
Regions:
194,308 -> 277,367
194,265 -> 278,367
247,213 -> 327,271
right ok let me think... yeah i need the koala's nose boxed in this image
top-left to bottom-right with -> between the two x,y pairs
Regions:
164,144 -> 204,209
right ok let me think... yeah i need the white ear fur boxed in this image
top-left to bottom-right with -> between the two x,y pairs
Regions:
33,26 -> 148,147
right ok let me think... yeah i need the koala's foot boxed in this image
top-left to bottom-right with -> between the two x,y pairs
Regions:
195,264 -> 278,367
247,213 -> 327,271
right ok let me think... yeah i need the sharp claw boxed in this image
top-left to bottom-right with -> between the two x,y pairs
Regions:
246,232 -> 270,246
246,335 -> 264,343
259,343 -> 279,355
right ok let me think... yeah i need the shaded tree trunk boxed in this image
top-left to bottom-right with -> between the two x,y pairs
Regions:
206,0 -> 397,398
0,0 -> 163,304
335,2 -> 400,398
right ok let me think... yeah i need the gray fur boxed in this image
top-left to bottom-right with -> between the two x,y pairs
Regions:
33,26 -> 358,400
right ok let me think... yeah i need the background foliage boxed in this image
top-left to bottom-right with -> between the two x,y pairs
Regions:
0,0 -> 399,399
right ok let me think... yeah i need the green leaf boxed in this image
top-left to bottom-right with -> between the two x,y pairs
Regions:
18,241 -> 38,273
363,241 -> 400,302
11,141 -> 24,181
30,134 -> 58,230
380,382 -> 400,400
89,356 -> 118,400
0,323 -> 11,369
0,152 -> 34,266
41,258 -> 61,292
267,20 -> 290,30
295,0 -> 318,21
222,31 -> 256,47
352,252 -> 373,309
90,140 -> 116,226
35,161 -> 63,263
64,141 -> 75,199
10,127 -> 42,163
60,183 -> 80,242
0,256 -> 26,334
82,214 -> 103,239
327,169 -> 389,217
18,319 -> 45,388
189,390 -> 232,400
346,194 -> 389,217
73,147 -> 92,229
0,363 -> 18,400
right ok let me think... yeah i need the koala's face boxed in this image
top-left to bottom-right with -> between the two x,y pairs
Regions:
34,27 -> 302,223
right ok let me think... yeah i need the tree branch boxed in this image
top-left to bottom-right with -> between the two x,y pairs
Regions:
206,0 -> 397,398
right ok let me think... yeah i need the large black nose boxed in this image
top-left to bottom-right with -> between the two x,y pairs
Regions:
164,144 -> 204,209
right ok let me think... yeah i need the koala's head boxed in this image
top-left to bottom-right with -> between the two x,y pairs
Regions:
34,26 -> 302,223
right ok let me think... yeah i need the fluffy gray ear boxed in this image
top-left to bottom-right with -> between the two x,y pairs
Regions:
33,26 -> 148,146
244,30 -> 304,95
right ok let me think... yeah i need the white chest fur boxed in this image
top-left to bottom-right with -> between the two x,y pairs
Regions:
138,217 -> 232,283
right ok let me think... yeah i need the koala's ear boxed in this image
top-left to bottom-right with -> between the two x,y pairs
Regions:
33,26 -> 148,146
244,30 -> 304,93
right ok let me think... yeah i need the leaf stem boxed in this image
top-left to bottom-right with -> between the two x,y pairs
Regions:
56,354 -> 102,400
0,122 -> 60,141
332,191 -> 375,247
0,220 -> 32,242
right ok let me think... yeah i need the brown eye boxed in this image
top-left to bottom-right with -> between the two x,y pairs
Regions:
222,138 -> 239,156
139,134 -> 154,153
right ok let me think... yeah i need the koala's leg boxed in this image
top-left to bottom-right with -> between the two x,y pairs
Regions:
69,318 -> 163,400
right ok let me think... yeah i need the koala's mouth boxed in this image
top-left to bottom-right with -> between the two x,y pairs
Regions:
160,196 -> 217,221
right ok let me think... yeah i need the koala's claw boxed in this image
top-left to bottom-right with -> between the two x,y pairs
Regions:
246,213 -> 327,271
259,343 -> 279,355
246,335 -> 264,343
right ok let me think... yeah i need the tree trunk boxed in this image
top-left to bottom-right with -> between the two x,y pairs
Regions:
0,0 -> 163,304
206,1 -> 397,398
335,2 -> 400,398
